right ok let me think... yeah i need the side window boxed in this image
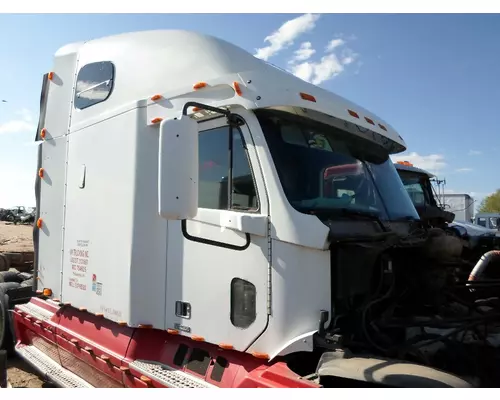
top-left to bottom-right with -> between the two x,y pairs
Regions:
477,217 -> 486,227
74,61 -> 114,110
403,183 -> 426,206
198,125 -> 258,211
489,217 -> 498,229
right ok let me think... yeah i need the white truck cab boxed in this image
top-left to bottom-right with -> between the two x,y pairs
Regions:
7,30 -> 488,388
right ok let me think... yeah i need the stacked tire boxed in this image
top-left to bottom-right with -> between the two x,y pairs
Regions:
0,270 -> 28,355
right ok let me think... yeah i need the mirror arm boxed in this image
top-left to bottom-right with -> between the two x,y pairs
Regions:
181,101 -> 243,127
182,101 -> 230,117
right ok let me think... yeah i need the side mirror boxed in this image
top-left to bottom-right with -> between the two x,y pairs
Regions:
158,116 -> 199,220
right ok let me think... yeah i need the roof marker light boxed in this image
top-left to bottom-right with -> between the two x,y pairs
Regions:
378,123 -> 387,131
365,117 -> 375,125
40,128 -> 47,139
151,94 -> 162,101
193,82 -> 207,90
348,109 -> 359,119
48,72 -> 54,81
38,168 -> 44,178
219,343 -> 234,350
191,335 -> 205,342
233,81 -> 242,96
43,288 -> 52,296
36,218 -> 43,229
299,92 -> 316,102
151,117 -> 163,124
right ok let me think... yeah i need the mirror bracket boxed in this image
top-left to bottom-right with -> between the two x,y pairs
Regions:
181,101 -> 244,128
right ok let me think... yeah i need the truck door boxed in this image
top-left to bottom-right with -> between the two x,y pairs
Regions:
165,113 -> 270,352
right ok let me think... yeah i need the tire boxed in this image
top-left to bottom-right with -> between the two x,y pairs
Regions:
0,282 -> 21,292
0,271 -> 23,284
0,286 -> 15,355
20,278 -> 34,288
0,254 -> 9,273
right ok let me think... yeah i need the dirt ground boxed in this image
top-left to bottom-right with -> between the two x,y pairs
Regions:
1,221 -> 48,388
6,356 -> 53,388
0,221 -> 33,253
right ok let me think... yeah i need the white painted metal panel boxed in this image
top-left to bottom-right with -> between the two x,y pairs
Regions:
37,137 -> 67,298
248,239 -> 331,359
61,110 -> 138,322
164,119 -> 269,350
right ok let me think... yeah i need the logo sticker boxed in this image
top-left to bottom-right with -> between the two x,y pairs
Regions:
91,274 -> 102,296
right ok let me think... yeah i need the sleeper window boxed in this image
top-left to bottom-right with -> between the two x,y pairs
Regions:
74,61 -> 114,110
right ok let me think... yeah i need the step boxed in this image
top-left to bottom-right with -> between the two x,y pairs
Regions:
15,344 -> 93,388
130,360 -> 216,388
15,302 -> 54,322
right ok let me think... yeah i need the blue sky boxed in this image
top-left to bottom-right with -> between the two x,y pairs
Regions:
0,13 -> 499,209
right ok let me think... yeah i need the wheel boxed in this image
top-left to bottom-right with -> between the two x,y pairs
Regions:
0,254 -> 9,272
0,271 -> 22,284
20,278 -> 34,288
0,286 -> 15,355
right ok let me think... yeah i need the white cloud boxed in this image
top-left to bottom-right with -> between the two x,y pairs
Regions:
290,62 -> 315,83
340,48 -> 359,66
0,109 -> 36,135
0,120 -> 36,135
468,150 -> 482,156
290,42 -> 316,63
289,54 -> 345,85
312,54 -> 344,85
391,152 -> 447,174
455,167 -> 473,173
290,50 -> 360,85
254,13 -> 320,61
286,32 -> 360,85
76,80 -> 111,101
325,38 -> 345,52
16,108 -> 33,122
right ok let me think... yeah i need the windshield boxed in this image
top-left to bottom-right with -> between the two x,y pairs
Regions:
397,171 -> 437,208
255,109 -> 419,221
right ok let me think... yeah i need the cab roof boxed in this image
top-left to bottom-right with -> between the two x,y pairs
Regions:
55,29 -> 407,153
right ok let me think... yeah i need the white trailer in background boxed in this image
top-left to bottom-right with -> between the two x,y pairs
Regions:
442,193 -> 474,223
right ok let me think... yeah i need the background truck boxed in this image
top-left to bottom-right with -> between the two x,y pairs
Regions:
2,29 -> 500,388
475,213 -> 500,230
393,161 -> 455,228
395,161 -> 500,282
